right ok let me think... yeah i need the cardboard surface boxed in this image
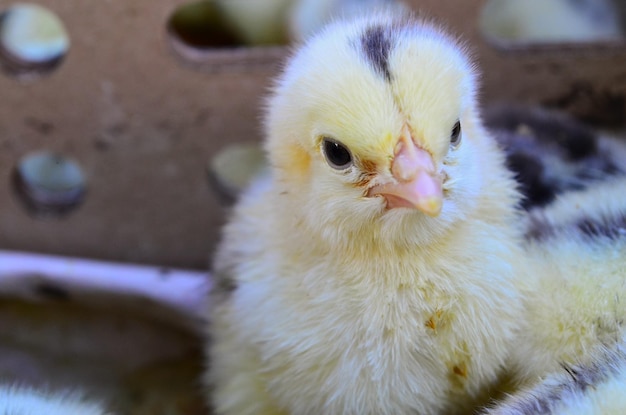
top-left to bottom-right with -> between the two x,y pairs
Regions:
0,0 -> 624,268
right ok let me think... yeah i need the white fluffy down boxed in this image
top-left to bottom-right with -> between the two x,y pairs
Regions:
558,373 -> 626,415
487,332 -> 626,415
0,385 -> 110,415
511,178 -> 626,382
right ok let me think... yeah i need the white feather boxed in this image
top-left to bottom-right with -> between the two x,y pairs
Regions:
487,331 -> 626,414
0,385 -> 110,415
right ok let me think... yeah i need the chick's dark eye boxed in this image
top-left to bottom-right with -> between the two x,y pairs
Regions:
322,138 -> 352,169
450,121 -> 461,148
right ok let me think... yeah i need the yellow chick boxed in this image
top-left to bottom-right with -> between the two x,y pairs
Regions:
207,12 -> 530,415
0,385 -> 111,414
213,0 -> 293,45
509,177 -> 626,384
486,332 -> 626,414
480,0 -> 623,44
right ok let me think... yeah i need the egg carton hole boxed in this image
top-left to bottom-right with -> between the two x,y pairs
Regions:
12,152 -> 87,219
0,3 -> 70,80
167,0 -> 243,49
167,0 -> 291,54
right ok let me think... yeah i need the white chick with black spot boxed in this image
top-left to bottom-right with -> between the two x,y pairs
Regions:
207,12 -> 529,415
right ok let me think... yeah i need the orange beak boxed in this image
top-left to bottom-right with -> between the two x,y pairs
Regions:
368,127 -> 443,216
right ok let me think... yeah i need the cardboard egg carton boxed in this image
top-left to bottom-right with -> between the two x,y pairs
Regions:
0,0 -> 624,269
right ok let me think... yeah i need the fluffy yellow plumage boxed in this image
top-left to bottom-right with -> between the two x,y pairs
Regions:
207,12 -> 531,415
511,177 -> 626,383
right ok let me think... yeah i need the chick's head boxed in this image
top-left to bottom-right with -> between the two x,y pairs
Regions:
265,14 -> 499,246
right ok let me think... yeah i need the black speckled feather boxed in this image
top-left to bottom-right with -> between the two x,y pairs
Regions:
485,104 -> 625,210
483,336 -> 626,414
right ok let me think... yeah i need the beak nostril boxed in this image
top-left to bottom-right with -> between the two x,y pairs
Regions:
392,152 -> 419,182
391,135 -> 436,183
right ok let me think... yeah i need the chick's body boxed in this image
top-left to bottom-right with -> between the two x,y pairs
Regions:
487,331 -> 626,415
512,178 -> 626,383
208,14 -> 528,415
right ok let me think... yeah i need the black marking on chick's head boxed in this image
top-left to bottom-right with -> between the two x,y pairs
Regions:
361,25 -> 392,82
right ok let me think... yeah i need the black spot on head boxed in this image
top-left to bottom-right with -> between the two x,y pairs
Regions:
361,25 -> 392,81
